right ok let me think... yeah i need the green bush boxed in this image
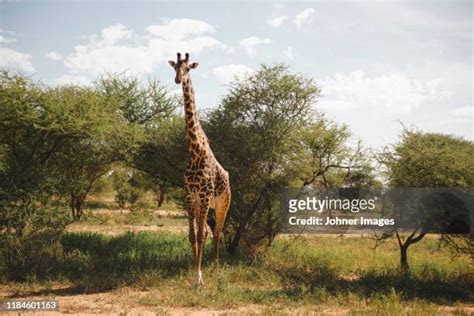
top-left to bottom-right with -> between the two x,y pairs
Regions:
128,186 -> 145,208
0,202 -> 70,280
206,65 -> 320,257
114,185 -> 146,210
115,188 -> 128,208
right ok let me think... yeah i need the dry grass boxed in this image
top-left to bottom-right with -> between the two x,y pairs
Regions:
2,196 -> 472,315
67,207 -> 189,235
2,230 -> 472,315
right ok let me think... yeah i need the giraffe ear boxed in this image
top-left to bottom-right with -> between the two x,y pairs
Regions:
189,62 -> 199,69
168,60 -> 176,67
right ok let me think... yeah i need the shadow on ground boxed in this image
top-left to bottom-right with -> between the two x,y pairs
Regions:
5,232 -> 473,306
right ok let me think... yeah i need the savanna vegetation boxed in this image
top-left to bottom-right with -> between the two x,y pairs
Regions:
0,66 -> 472,314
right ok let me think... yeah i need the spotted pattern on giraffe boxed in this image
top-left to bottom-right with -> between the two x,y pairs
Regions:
168,52 -> 231,287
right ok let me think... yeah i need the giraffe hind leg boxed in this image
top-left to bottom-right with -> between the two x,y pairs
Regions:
213,189 -> 231,268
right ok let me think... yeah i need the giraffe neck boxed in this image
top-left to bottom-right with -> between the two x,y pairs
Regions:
181,77 -> 206,153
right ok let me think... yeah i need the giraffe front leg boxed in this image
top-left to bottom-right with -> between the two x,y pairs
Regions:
195,198 -> 210,288
188,216 -> 197,268
186,194 -> 199,287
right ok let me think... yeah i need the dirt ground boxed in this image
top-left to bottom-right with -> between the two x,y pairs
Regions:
0,284 -> 349,315
1,284 -> 261,315
2,208 -> 471,315
66,223 -> 188,235
66,209 -> 189,235
2,283 -> 472,315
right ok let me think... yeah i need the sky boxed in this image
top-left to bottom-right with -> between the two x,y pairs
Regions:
0,0 -> 472,148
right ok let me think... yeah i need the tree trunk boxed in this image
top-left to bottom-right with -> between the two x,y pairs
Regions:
228,225 -> 243,256
75,197 -> 82,220
400,244 -> 409,272
154,185 -> 166,208
70,194 -> 77,219
70,194 -> 85,220
158,190 -> 165,207
396,230 -> 426,273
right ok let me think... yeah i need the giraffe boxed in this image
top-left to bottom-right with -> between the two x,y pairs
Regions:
168,52 -> 231,287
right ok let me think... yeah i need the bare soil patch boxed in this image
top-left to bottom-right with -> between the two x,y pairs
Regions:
1,284 -> 472,315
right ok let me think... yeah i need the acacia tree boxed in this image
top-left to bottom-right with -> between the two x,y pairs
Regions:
99,74 -> 181,207
49,84 -> 144,219
0,72 -> 177,276
439,234 -> 474,259
0,73 -> 110,211
0,73 -> 71,202
55,75 -> 178,219
298,116 -> 377,189
0,72 -> 174,220
206,64 -> 320,257
380,129 -> 474,271
49,86 -> 113,219
98,74 -> 178,126
0,73 -> 81,277
133,116 -> 188,207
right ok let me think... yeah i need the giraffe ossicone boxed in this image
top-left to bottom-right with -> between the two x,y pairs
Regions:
168,52 -> 231,288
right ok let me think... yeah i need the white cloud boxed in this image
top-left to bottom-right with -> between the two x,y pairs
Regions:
45,51 -> 63,61
267,8 -> 315,30
0,34 -> 15,43
0,29 -> 16,43
239,36 -> 272,57
101,24 -> 132,45
320,70 -> 449,113
0,29 -> 33,72
64,41 -> 152,78
0,47 -> 34,72
212,64 -> 253,84
57,20 -> 227,82
452,106 -> 473,118
294,8 -> 315,29
283,46 -> 293,60
54,74 -> 93,86
267,15 -> 287,28
146,18 -> 215,40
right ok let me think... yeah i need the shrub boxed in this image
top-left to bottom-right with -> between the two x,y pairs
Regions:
0,202 -> 70,280
115,187 -> 129,208
206,64 -> 320,257
114,185 -> 146,210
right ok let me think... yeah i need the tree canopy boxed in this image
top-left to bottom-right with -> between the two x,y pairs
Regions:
380,129 -> 474,270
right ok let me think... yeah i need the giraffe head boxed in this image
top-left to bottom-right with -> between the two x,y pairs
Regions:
168,52 -> 199,84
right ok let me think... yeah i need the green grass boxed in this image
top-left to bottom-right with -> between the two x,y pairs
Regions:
3,231 -> 471,313
76,209 -> 187,227
135,234 -> 471,314
58,231 -> 191,289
